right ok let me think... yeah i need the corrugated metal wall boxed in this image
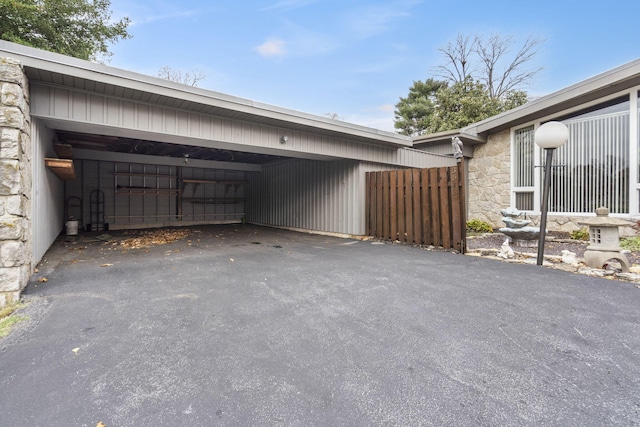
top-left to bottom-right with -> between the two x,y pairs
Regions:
31,119 -> 64,264
66,160 -> 246,229
247,159 -> 401,235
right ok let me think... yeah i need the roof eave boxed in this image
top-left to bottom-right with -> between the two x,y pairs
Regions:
413,129 -> 486,146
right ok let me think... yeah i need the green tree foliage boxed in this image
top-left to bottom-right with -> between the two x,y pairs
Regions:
395,33 -> 541,136
429,78 -> 527,133
0,0 -> 130,62
395,78 -> 527,136
393,79 -> 447,136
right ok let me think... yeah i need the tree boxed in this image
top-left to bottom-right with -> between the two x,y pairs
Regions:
393,78 -> 448,136
436,33 -> 543,99
0,0 -> 130,62
395,33 -> 542,136
428,78 -> 527,133
157,66 -> 206,87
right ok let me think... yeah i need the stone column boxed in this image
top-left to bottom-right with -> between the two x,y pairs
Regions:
0,57 -> 31,306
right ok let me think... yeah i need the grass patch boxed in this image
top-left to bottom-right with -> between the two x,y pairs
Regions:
621,236 -> 640,252
0,301 -> 28,339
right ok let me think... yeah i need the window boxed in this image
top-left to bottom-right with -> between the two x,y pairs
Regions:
552,98 -> 629,214
512,97 -> 630,215
513,126 -> 535,210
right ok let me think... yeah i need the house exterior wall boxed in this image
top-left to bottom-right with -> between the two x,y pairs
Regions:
469,131 -> 625,234
247,159 -> 401,236
0,58 -> 32,305
467,130 -> 511,228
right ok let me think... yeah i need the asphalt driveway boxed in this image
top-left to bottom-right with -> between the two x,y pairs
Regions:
1,225 -> 639,426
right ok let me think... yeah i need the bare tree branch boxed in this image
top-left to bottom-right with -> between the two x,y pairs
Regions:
157,66 -> 206,87
434,34 -> 476,84
475,34 -> 544,98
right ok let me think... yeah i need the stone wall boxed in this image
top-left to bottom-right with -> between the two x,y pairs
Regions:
0,58 -> 31,306
466,130 -> 634,236
467,129 -> 511,228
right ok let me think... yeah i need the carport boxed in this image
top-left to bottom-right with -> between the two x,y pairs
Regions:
0,40 -> 455,304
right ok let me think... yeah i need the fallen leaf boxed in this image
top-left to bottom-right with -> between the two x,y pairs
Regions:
38,277 -> 48,283
100,263 -> 113,267
72,347 -> 80,355
34,268 -> 39,273
96,422 -> 107,427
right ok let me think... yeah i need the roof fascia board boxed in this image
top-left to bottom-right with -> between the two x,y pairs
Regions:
0,41 -> 411,147
413,129 -> 486,146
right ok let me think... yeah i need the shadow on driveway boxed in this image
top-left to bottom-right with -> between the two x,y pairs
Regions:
1,224 -> 639,426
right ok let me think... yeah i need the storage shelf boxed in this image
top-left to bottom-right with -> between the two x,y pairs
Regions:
113,172 -> 177,178
181,179 -> 245,184
182,198 -> 244,204
116,188 -> 181,195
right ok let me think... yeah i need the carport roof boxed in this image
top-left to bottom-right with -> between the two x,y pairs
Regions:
0,40 -> 412,149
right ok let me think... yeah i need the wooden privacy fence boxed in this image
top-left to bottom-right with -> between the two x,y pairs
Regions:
366,163 -> 466,253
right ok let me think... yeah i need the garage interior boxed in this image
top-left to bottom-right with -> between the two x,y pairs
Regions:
50,131 -> 289,231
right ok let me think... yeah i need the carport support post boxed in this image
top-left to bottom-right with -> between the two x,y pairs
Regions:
0,57 -> 32,306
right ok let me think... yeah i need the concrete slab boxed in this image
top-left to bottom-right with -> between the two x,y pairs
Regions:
1,224 -> 639,426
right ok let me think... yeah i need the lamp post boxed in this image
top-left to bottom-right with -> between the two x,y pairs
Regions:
534,121 -> 569,266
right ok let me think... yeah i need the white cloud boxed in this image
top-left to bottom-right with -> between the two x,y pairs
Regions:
345,1 -> 421,39
261,0 -> 323,11
256,38 -> 287,58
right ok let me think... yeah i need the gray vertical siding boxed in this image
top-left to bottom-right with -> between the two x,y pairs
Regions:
30,83 -> 454,169
31,119 -> 64,264
247,159 -> 403,235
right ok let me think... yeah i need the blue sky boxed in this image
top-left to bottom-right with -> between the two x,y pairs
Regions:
107,0 -> 640,132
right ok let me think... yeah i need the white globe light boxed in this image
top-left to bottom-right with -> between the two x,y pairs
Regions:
535,121 -> 569,149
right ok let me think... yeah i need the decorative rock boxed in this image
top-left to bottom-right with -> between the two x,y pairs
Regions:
498,239 -> 514,259
578,267 -> 606,277
615,272 -> 640,282
561,250 -> 579,266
